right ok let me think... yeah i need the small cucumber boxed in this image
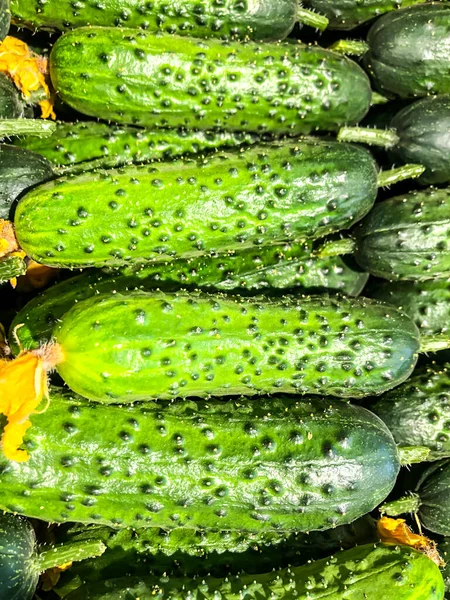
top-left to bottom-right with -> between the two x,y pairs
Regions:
13,122 -> 261,173
0,73 -> 24,119
62,544 -> 445,600
0,388 -> 400,531
372,362 -> 450,461
9,242 -> 369,353
49,27 -> 371,135
0,254 -> 26,284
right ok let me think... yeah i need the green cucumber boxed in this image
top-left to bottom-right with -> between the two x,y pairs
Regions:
368,279 -> 450,342
44,290 -> 421,402
0,511 -> 105,600
338,95 -> 450,184
0,254 -> 26,284
9,242 -> 369,353
49,27 -> 371,134
353,187 -> 450,281
13,122 -> 261,173
372,363 -> 450,461
10,0 -> 328,41
0,0 -> 10,41
13,140 -> 417,270
0,74 -> 24,120
0,387 -> 401,530
438,538 -> 450,596
62,544 -> 446,600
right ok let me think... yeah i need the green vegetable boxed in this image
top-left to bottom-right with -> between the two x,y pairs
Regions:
0,74 -> 24,119
372,363 -> 450,460
438,538 -> 450,596
0,0 -> 10,41
0,388 -> 401,530
9,242 -> 369,353
338,95 -> 450,184
13,122 -> 260,173
62,544 -> 446,600
46,291 -> 422,402
13,141 -> 421,270
0,254 -> 26,284
10,0 -> 328,40
49,27 -> 371,134
0,511 -> 105,600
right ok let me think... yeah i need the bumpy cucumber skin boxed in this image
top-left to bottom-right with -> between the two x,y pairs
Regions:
372,363 -> 450,460
414,459 -> 450,536
0,389 -> 400,531
0,255 -> 27,285
438,538 -> 450,594
0,74 -> 24,119
0,513 -> 36,600
53,290 -> 419,402
62,544 -> 445,600
389,95 -> 450,185
50,28 -> 372,135
354,187 -> 450,281
14,122 -> 260,171
364,3 -> 450,99
11,0 -> 296,41
368,278 -> 450,339
0,0 -> 10,42
14,141 -> 378,268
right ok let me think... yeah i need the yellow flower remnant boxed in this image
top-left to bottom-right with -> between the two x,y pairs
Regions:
0,219 -> 18,258
0,36 -> 55,119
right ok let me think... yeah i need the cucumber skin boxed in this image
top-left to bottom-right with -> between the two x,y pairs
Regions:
49,27 -> 371,135
0,513 -> 37,600
14,122 -> 260,172
53,291 -> 419,402
354,187 -> 450,281
0,255 -> 27,284
62,544 -> 445,600
368,278 -> 450,339
14,141 -> 378,269
0,389 -> 400,531
372,363 -> 450,461
0,74 -> 24,120
9,244 -> 369,353
364,4 -> 450,99
11,0 -> 296,42
414,459 -> 450,536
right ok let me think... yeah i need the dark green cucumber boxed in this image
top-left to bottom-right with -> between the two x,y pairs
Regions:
0,387 -> 400,530
10,0 -> 327,41
49,27 -> 371,134
0,145 -> 53,220
9,242 -> 369,353
13,122 -> 260,173
368,279 -> 450,341
353,187 -> 450,281
14,141 -> 379,268
372,363 -> 450,461
438,538 -> 450,596
0,74 -> 24,120
0,0 -> 10,41
0,254 -> 26,284
363,3 -> 450,98
62,544 -> 446,600
48,291 -> 421,402
0,512 -> 105,600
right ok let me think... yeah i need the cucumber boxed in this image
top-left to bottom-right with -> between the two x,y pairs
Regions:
12,140 -> 399,269
438,538 -> 450,596
0,254 -> 26,284
9,0 -> 327,41
0,387 -> 401,530
9,243 -> 369,353
42,291 -> 421,402
49,27 -> 372,135
13,122 -> 260,173
0,0 -> 10,41
338,95 -> 450,184
62,544 -> 446,600
372,363 -> 450,461
0,73 -> 24,119
353,187 -> 450,281
0,145 -> 53,220
0,511 -> 105,600
368,279 -> 450,342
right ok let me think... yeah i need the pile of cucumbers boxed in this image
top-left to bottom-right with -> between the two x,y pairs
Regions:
1,1 -> 450,599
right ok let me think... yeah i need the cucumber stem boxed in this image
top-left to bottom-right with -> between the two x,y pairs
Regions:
337,127 -> 400,149
0,119 -> 56,138
398,445 -> 430,465
380,494 -> 421,517
38,540 -> 106,572
377,164 -> 425,188
370,92 -> 389,106
328,40 -> 369,56
316,237 -> 355,258
420,335 -> 450,354
297,7 -> 329,31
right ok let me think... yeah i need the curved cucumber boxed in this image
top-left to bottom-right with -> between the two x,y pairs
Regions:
49,27 -> 371,134
62,544 -> 445,600
9,243 -> 369,353
13,122 -> 261,173
354,187 -> 450,281
14,141 -> 378,268
0,388 -> 400,530
372,362 -> 450,461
